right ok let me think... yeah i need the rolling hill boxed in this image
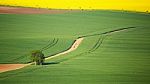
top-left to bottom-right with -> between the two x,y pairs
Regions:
0,10 -> 150,84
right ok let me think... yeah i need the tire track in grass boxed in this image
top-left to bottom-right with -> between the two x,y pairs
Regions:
53,26 -> 137,63
84,26 -> 137,53
40,38 -> 56,51
40,38 -> 59,51
89,35 -> 107,52
8,38 -> 58,63
80,26 -> 136,38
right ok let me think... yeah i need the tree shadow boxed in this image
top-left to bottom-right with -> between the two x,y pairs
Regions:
43,62 -> 60,65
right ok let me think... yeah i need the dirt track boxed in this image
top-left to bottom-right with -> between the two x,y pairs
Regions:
0,64 -> 29,73
0,38 -> 84,73
45,38 -> 83,60
0,6 -> 79,14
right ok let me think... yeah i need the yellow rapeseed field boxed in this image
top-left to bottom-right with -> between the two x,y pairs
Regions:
0,0 -> 150,12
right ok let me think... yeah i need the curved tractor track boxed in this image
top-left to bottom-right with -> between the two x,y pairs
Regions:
7,38 -> 59,63
40,38 -> 59,52
51,26 -> 138,63
88,26 -> 137,52
0,26 -> 137,73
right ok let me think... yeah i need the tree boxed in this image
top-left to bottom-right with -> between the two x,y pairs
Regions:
31,50 -> 45,65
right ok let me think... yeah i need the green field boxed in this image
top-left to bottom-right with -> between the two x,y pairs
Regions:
0,10 -> 150,84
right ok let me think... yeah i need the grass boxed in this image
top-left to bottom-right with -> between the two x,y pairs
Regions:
0,10 -> 150,84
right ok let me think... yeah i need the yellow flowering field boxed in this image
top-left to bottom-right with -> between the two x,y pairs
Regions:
0,0 -> 150,12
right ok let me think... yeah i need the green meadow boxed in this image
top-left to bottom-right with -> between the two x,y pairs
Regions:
0,10 -> 150,84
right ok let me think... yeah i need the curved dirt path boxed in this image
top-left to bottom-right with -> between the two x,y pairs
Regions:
45,38 -> 83,60
0,64 -> 29,73
0,38 -> 84,73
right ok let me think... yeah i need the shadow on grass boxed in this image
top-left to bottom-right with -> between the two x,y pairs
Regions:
43,62 -> 60,65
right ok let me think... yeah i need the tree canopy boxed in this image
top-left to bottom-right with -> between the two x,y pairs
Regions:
31,50 -> 45,65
